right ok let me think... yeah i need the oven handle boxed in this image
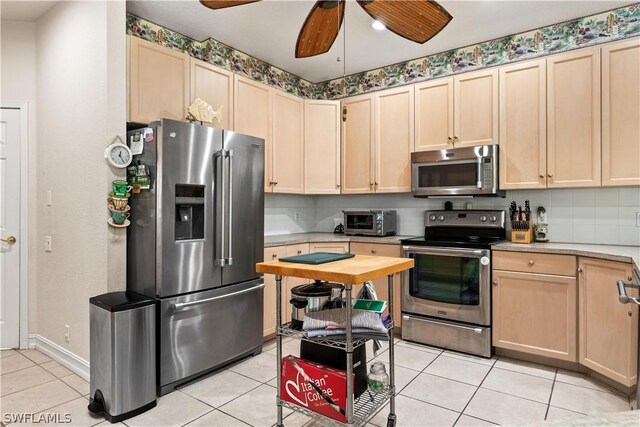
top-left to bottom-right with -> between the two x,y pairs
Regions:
402,245 -> 489,258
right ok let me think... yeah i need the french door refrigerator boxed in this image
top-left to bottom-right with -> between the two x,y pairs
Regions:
127,119 -> 264,395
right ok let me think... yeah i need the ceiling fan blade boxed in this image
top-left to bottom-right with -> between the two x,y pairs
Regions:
296,1 -> 345,58
357,0 -> 452,44
200,0 -> 260,10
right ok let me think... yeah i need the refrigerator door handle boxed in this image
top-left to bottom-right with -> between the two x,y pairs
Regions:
169,282 -> 265,311
226,150 -> 234,266
215,150 -> 227,267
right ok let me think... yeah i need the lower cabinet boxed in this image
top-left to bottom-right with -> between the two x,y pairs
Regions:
349,242 -> 403,330
579,257 -> 638,387
492,270 -> 577,361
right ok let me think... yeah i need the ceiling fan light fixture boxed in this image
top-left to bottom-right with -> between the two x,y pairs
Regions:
371,20 -> 386,30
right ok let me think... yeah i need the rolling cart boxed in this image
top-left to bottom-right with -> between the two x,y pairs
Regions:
256,255 -> 414,427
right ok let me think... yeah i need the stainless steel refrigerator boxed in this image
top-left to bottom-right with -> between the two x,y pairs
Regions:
127,119 -> 264,395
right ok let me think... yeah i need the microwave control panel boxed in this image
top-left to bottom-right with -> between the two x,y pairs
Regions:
482,158 -> 493,188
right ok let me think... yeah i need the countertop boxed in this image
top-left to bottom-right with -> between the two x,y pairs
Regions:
493,241 -> 640,274
264,232 -> 409,247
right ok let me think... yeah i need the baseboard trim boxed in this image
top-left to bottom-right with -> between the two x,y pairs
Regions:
29,334 -> 89,381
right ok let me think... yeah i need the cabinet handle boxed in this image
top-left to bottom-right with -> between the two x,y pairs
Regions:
370,182 -> 374,186
547,174 -> 553,178
447,136 -> 453,144
528,260 -> 534,266
374,182 -> 379,186
336,184 -> 341,188
577,266 -> 583,273
371,249 -> 376,254
629,311 -> 633,317
492,280 -> 498,286
628,275 -> 633,281
539,174 -> 545,179
274,182 -> 278,186
297,250 -> 302,255
272,253 -> 277,259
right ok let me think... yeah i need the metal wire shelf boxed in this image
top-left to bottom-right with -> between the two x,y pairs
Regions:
278,321 -> 393,349
281,387 -> 394,427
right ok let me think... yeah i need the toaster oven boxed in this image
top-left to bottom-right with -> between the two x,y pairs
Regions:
343,210 -> 397,236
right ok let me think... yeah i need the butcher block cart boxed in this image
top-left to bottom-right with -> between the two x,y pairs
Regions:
256,254 -> 414,427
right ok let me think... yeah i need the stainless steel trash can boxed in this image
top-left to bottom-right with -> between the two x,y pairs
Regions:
88,292 -> 156,422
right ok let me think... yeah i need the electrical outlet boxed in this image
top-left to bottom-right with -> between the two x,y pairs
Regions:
44,236 -> 52,252
64,325 -> 70,343
294,211 -> 299,221
46,190 -> 52,206
636,212 -> 640,227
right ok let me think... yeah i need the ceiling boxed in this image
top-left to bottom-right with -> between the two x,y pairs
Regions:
1,1 -> 59,21
139,1 -> 633,82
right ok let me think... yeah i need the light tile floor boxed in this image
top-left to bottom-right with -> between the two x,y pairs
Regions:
0,340 -> 634,427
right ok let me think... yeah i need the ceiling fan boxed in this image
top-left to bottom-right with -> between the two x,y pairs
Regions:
199,0 -> 452,58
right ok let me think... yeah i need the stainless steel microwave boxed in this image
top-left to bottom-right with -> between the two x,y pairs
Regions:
411,145 -> 504,197
343,210 -> 397,236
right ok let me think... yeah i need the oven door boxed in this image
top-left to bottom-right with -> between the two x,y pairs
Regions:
344,212 -> 376,235
402,245 -> 491,325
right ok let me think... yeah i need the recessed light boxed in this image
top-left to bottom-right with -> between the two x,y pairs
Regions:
371,20 -> 386,31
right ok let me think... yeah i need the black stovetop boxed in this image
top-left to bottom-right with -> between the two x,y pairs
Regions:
400,236 -> 505,250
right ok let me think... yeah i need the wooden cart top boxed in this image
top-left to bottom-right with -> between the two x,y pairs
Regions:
256,255 -> 414,285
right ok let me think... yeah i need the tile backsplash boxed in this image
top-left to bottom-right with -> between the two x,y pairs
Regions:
265,188 -> 640,246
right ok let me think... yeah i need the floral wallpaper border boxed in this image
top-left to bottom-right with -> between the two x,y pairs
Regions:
128,3 -> 640,100
127,13 -> 315,98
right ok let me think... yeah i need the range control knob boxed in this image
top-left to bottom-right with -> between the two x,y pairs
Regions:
479,215 -> 488,222
438,215 -> 445,221
429,214 -> 436,221
489,215 -> 497,223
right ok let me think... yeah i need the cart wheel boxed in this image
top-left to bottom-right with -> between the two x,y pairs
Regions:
387,414 -> 396,427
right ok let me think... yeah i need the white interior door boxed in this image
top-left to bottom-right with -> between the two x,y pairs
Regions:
1,108 -> 21,349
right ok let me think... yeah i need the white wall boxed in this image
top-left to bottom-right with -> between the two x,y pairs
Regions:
35,0 -> 126,360
267,188 -> 640,245
1,20 -> 38,333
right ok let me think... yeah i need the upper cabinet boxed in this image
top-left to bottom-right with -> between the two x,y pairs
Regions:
190,58 -> 233,129
414,68 -> 498,151
271,90 -> 304,193
499,59 -> 547,190
547,48 -> 601,188
305,100 -> 341,194
342,94 -> 375,194
342,87 -> 413,194
233,75 -> 272,191
602,39 -> 640,187
128,36 -> 189,124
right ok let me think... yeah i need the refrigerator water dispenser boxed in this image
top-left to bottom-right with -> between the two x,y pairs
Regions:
175,184 -> 205,240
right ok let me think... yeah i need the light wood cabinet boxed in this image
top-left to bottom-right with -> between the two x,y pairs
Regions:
602,39 -> 640,187
414,69 -> 498,152
578,257 -> 638,387
233,75 -> 272,192
342,87 -> 413,194
492,269 -> 577,362
414,78 -> 453,151
309,242 -> 350,254
499,59 -> 547,190
271,90 -> 304,193
493,251 -> 576,277
547,48 -> 601,188
342,94 -> 375,194
374,86 -> 414,193
190,58 -> 233,129
349,242 -> 403,330
304,100 -> 341,194
262,246 -> 287,339
128,36 -> 189,124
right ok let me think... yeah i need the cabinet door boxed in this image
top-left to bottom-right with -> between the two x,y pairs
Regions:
129,36 -> 189,124
414,78 -> 453,152
282,244 -> 310,324
547,49 -> 601,188
579,257 -> 638,387
602,39 -> 640,187
262,246 -> 288,339
342,94 -> 374,194
190,58 -> 233,129
454,69 -> 499,148
233,75 -> 272,192
375,86 -> 413,193
304,100 -> 341,194
349,243 -> 403,330
492,270 -> 577,362
272,91 -> 304,194
499,59 -> 547,189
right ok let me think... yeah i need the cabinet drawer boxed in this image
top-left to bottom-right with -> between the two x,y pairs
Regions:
350,242 -> 400,257
493,251 -> 576,276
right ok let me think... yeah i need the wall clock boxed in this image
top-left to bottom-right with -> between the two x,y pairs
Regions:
104,139 -> 133,168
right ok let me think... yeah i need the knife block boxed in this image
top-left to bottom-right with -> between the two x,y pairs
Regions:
511,226 -> 533,244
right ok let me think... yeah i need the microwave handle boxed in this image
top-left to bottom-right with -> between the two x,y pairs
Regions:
477,157 -> 483,189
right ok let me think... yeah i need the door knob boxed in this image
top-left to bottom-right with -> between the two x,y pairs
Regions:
1,235 -> 16,245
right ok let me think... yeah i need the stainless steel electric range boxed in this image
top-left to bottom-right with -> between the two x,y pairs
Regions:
401,210 -> 506,358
